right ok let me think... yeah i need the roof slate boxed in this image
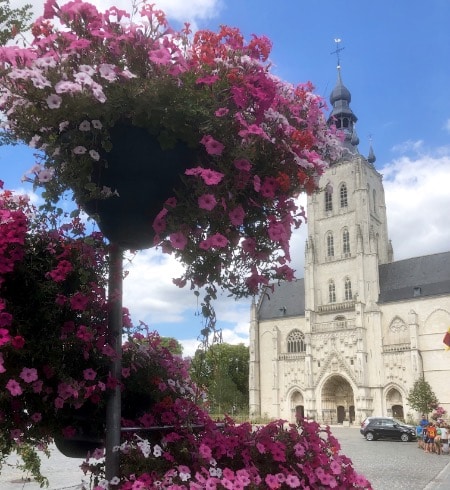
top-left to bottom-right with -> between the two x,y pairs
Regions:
257,252 -> 450,320
258,279 -> 305,320
378,251 -> 450,303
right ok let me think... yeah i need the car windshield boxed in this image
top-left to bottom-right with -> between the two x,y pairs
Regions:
391,418 -> 403,425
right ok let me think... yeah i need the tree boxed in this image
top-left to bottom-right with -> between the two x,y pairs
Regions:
190,343 -> 249,414
160,336 -> 183,355
0,0 -> 32,44
407,377 -> 439,417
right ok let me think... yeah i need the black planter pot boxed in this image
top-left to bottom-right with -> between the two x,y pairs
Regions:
54,434 -> 104,458
83,123 -> 197,250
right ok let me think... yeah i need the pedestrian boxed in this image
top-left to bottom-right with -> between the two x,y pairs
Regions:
419,414 -> 428,428
426,422 -> 437,453
435,424 -> 442,455
441,424 -> 449,455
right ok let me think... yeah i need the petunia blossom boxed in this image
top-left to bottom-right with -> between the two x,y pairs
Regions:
46,94 -> 62,109
6,379 -> 22,396
20,367 -> 38,383
200,135 -> 224,156
198,194 -> 217,211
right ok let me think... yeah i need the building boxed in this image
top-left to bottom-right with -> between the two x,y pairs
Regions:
249,66 -> 450,425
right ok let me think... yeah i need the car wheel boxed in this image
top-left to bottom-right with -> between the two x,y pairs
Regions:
365,432 -> 375,441
400,433 -> 410,442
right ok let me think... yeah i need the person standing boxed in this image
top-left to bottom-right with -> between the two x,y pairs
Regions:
426,422 -> 437,453
440,424 -> 449,454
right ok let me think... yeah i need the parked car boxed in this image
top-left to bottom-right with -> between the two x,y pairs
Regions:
360,417 -> 417,442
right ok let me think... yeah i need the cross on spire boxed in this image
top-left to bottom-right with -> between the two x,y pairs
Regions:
331,38 -> 345,68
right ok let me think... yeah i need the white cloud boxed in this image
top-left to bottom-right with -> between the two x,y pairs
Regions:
381,153 -> 450,261
11,0 -> 222,29
391,139 -> 424,155
444,119 -> 450,134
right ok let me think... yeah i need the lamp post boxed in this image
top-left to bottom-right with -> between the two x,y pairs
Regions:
105,243 -> 123,482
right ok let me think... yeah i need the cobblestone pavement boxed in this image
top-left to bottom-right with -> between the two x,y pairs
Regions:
1,428 -> 450,489
330,426 -> 450,490
0,446 -> 88,490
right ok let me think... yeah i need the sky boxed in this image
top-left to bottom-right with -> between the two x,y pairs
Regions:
2,0 -> 450,356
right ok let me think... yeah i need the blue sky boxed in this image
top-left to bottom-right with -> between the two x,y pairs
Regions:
2,0 -> 450,355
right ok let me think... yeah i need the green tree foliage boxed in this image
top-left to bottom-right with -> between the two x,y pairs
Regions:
160,336 -> 183,355
0,0 -> 32,44
190,343 -> 249,414
407,377 -> 439,417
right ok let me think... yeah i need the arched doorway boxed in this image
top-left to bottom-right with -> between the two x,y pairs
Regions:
291,391 -> 304,423
386,387 -> 404,420
321,375 -> 355,424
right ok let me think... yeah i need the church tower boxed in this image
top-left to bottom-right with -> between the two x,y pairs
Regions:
302,63 -> 394,421
305,65 -> 392,317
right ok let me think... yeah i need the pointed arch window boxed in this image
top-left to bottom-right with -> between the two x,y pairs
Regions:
373,189 -> 377,215
287,330 -> 306,353
328,280 -> 336,303
343,229 -> 350,255
340,184 -> 348,208
327,233 -> 334,258
344,278 -> 352,301
325,189 -> 333,212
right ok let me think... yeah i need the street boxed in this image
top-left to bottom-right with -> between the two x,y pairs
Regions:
331,426 -> 449,490
0,427 -> 449,489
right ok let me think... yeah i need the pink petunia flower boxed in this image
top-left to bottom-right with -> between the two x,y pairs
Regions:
20,367 -> 38,383
83,368 -> 97,380
46,94 -> 62,109
170,232 -> 187,250
234,158 -> 252,171
6,379 -> 22,396
149,47 -> 172,65
0,328 -> 11,346
200,135 -> 224,156
30,412 -> 42,423
11,335 -> 25,349
199,168 -> 224,185
198,194 -> 217,211
228,205 -> 245,226
70,292 -> 89,310
214,107 -> 229,117
209,233 -> 228,248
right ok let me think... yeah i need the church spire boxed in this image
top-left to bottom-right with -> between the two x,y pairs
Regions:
328,39 -> 359,154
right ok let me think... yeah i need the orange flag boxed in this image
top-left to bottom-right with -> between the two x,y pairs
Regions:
443,327 -> 450,350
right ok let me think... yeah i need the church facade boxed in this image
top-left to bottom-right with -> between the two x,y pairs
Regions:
249,68 -> 450,425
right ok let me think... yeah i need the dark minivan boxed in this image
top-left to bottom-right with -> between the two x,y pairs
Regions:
360,417 -> 417,442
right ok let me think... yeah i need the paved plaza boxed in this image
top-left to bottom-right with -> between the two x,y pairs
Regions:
1,427 -> 450,489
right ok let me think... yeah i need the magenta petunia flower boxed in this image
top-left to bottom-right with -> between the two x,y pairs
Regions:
70,292 -> 89,310
200,135 -> 225,156
210,233 -> 228,248
0,328 -> 11,346
6,379 -> 22,396
20,367 -> 38,383
198,194 -> 217,211
30,412 -> 42,423
149,47 -> 172,65
228,205 -> 245,226
199,169 -> 224,186
11,335 -> 25,349
234,158 -> 252,171
170,232 -> 187,250
83,368 -> 97,380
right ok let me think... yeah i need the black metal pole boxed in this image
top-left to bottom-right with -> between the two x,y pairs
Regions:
105,243 -> 123,483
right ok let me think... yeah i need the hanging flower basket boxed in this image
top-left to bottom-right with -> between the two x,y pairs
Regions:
0,0 -> 342,297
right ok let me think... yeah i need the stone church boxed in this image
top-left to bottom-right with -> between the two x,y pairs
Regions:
249,66 -> 450,426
